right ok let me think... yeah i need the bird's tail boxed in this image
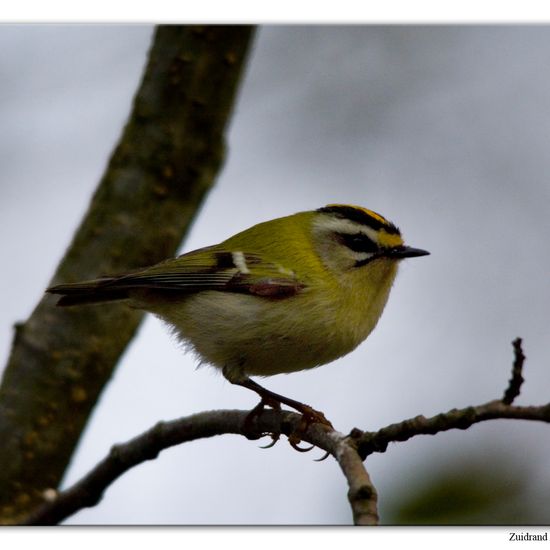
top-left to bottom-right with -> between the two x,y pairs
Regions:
46,278 -> 130,307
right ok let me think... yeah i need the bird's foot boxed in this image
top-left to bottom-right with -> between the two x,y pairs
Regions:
243,397 -> 282,446
227,372 -> 333,454
287,404 -> 333,452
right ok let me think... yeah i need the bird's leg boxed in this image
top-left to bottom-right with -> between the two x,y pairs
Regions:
239,376 -> 332,427
223,367 -> 333,450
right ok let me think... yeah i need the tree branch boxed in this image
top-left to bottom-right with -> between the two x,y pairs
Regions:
352,338 -> 547,459
352,400 -> 550,460
329,431 -> 379,525
502,337 -> 526,404
20,410 -> 337,525
17,338 -> 548,525
0,25 -> 256,524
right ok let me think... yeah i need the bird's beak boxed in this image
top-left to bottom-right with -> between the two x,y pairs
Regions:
387,245 -> 430,259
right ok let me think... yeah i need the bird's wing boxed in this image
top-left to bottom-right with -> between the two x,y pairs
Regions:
107,246 -> 305,297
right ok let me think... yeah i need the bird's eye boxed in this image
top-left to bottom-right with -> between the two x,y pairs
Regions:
340,233 -> 378,253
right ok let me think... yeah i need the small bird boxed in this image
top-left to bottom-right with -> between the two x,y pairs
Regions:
47,204 -> 429,429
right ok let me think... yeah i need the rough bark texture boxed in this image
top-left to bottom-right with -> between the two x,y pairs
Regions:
0,25 -> 255,524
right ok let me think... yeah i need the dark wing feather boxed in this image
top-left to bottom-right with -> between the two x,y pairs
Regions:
47,247 -> 304,306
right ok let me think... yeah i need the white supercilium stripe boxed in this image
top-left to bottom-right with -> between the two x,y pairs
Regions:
313,216 -> 381,244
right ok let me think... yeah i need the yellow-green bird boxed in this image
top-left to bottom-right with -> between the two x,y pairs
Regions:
47,204 -> 429,425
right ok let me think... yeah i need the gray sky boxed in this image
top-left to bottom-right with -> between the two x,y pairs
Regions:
1,25 -> 549,524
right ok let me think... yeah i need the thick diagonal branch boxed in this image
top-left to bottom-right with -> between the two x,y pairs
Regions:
0,25 -> 255,524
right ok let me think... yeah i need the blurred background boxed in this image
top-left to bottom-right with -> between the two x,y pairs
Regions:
1,25 -> 549,524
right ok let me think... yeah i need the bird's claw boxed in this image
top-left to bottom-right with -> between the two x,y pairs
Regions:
259,432 -> 280,449
243,394 -> 333,460
314,450 -> 331,462
243,397 -> 281,439
288,436 -> 315,452
285,406 -> 333,454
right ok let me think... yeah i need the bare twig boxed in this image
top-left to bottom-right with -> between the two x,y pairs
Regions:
22,397 -> 550,525
22,408 -> 379,526
502,337 -> 526,404
327,432 -> 379,525
353,400 -> 550,460
20,410 -> 324,525
20,337 -> 550,525
354,337 -> 542,459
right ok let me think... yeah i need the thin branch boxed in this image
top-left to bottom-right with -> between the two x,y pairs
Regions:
354,337 -> 543,459
20,337 -> 549,526
327,431 -> 379,525
502,337 -> 526,404
20,410 -> 326,525
22,408 -> 379,526
21,398 -> 550,525
353,400 -> 550,460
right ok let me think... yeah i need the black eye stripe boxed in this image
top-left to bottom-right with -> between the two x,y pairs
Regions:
340,233 -> 379,253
